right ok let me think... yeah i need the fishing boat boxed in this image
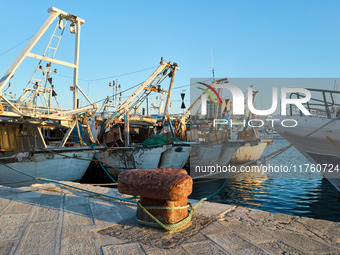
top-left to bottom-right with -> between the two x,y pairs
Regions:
179,78 -> 272,172
275,88 -> 340,192
177,78 -> 241,173
95,60 -> 191,173
0,7 -> 100,186
227,85 -> 273,164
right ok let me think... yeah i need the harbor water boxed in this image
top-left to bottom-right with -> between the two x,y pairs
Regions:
190,139 -> 340,222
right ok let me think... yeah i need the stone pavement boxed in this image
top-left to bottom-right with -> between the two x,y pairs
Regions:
0,182 -> 339,255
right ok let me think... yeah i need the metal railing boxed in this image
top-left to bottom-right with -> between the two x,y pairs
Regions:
289,88 -> 340,119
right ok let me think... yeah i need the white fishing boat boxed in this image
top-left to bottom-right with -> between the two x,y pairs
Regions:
0,147 -> 95,187
275,88 -> 340,192
96,60 -> 184,171
0,7 -> 100,186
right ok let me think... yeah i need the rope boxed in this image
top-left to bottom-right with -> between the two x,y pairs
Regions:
91,145 -> 117,183
55,66 -> 158,82
0,159 -> 208,231
141,204 -> 190,210
136,201 -> 195,231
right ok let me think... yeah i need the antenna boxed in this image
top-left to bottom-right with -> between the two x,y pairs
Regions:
211,48 -> 215,81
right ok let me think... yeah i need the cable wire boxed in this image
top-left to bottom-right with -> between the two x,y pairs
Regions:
0,35 -> 34,58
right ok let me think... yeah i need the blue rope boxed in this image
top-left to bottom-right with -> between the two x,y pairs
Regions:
205,178 -> 229,200
91,145 -> 117,184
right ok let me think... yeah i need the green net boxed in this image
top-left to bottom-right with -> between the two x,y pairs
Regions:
143,134 -> 180,147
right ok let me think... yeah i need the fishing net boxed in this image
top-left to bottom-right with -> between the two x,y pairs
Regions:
143,134 -> 179,147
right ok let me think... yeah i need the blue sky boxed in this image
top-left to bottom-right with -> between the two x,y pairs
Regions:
1,1 -> 340,112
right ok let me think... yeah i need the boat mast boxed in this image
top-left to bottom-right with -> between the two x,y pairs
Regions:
73,19 -> 81,109
211,48 -> 215,82
162,63 -> 178,124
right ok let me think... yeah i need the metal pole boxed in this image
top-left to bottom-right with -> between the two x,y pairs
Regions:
163,64 -> 178,124
73,20 -> 81,109
124,105 -> 130,146
146,97 -> 149,116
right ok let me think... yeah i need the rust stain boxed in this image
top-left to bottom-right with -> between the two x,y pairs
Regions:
326,136 -> 340,149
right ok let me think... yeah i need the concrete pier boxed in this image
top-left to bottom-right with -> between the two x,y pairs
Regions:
0,182 -> 339,254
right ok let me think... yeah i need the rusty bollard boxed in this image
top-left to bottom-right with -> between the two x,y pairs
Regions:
118,168 -> 193,230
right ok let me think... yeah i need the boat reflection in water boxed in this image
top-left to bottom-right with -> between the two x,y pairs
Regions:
190,139 -> 340,222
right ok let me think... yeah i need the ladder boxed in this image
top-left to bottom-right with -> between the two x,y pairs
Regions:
18,18 -> 67,111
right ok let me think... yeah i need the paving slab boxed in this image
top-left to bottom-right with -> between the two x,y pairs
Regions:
207,232 -> 271,255
0,182 -> 339,255
0,241 -> 14,255
102,243 -> 146,255
0,213 -> 30,239
15,222 -> 58,255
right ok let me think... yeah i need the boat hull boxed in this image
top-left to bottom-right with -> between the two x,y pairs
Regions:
219,145 -> 241,166
189,142 -> 239,179
0,148 -> 94,187
190,142 -> 239,166
159,143 -> 191,168
99,145 -> 170,174
275,116 -> 340,192
190,144 -> 224,166
231,141 -> 269,163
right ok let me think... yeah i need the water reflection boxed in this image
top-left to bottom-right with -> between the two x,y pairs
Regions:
190,139 -> 340,222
